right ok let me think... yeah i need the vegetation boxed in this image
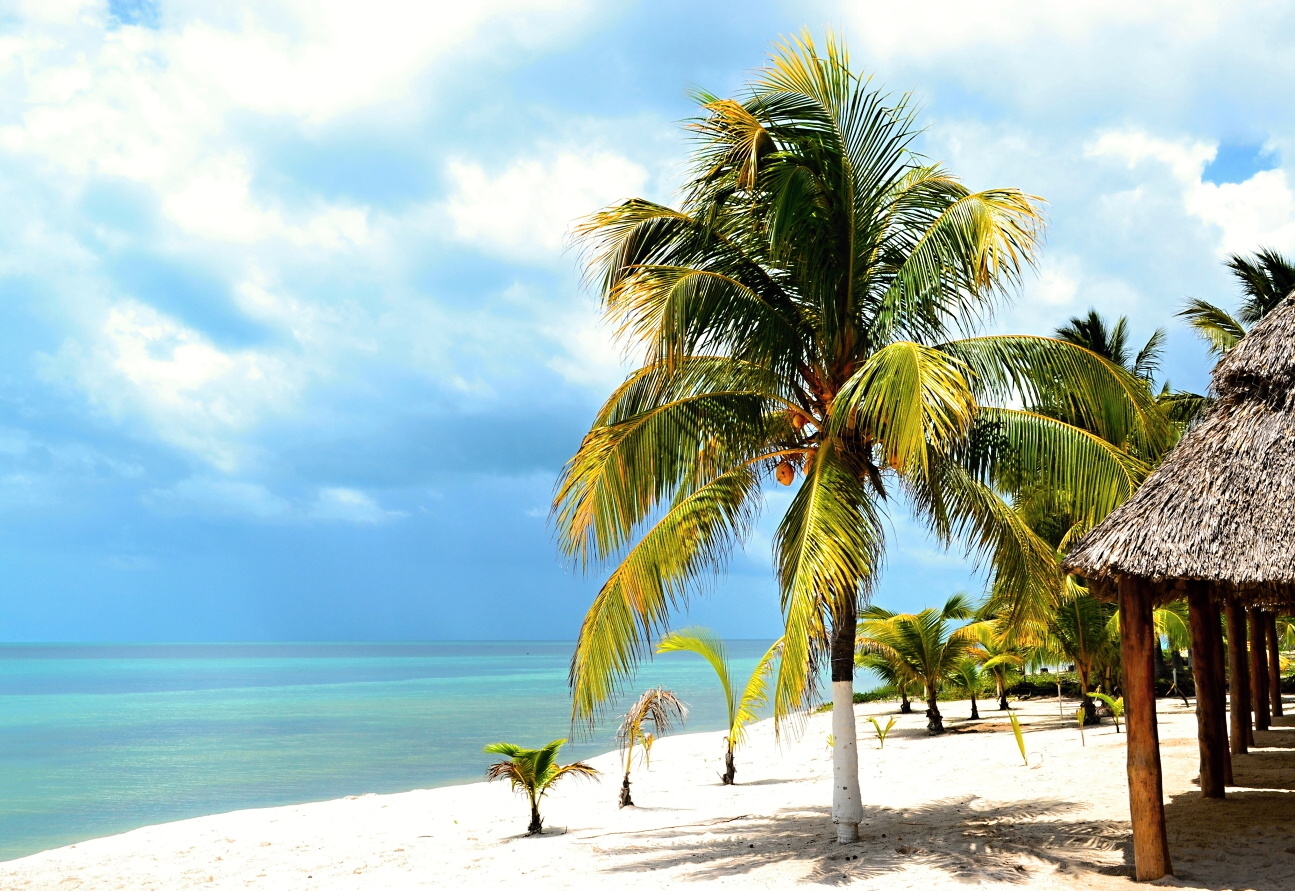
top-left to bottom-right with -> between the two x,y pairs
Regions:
553,34 -> 1165,841
1009,713 -> 1028,766
1179,248 -> 1295,355
857,593 -> 985,734
656,628 -> 781,784
867,716 -> 897,749
483,739 -> 598,835
615,687 -> 686,807
1092,692 -> 1125,733
948,656 -> 988,720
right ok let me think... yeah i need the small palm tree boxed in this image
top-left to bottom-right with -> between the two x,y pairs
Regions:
948,656 -> 988,720
856,650 -> 921,713
857,593 -> 985,734
973,619 -> 1026,710
656,629 -> 781,784
616,687 -> 687,807
1037,577 -> 1116,725
483,739 -> 598,835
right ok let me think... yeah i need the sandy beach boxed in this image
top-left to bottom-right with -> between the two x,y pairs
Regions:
4,695 -> 1293,890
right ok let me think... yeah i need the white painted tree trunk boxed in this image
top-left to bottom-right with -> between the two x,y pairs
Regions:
831,679 -> 863,842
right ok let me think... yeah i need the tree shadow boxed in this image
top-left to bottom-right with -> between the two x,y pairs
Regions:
1158,734 -> 1295,891
585,795 -> 1129,885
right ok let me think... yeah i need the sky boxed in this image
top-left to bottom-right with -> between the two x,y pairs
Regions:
1,0 -> 1293,642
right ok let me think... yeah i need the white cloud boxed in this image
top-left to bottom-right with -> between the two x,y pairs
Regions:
444,150 -> 649,261
307,487 -> 405,524
147,478 -> 404,524
1089,129 -> 1295,256
39,301 -> 303,471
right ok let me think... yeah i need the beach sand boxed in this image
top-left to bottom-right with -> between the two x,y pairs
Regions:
4,696 -> 1293,890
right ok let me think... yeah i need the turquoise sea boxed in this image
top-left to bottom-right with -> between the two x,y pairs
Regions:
0,641 -> 813,862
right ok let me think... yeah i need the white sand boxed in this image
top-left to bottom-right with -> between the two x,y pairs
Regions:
5,696 -> 1294,890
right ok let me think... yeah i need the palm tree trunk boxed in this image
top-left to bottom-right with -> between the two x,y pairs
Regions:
926,682 -> 944,734
899,687 -> 913,714
721,745 -> 736,785
528,797 -> 543,834
969,691 -> 979,721
830,609 -> 863,843
619,771 -> 633,808
996,676 -> 1009,711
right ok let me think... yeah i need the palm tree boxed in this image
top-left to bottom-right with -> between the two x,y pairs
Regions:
484,739 -> 598,835
1036,576 -> 1117,725
553,35 -> 1166,843
856,650 -> 920,713
1055,310 -> 1165,383
857,593 -> 985,734
656,628 -> 781,784
1179,248 -> 1295,355
615,687 -> 686,807
973,620 -> 1026,711
948,656 -> 988,720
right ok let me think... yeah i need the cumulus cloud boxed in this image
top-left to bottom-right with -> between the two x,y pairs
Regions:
443,150 -> 649,262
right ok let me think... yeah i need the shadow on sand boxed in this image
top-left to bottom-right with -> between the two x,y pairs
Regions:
585,796 -> 1129,885
1155,714 -> 1295,891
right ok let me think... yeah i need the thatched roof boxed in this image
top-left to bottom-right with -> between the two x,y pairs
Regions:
1064,293 -> 1295,605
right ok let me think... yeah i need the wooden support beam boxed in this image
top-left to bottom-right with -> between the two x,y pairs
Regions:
1208,604 -> 1233,785
1226,596 -> 1251,755
1119,576 -> 1173,881
1187,586 -> 1226,798
1266,613 -> 1283,719
1250,608 -> 1271,732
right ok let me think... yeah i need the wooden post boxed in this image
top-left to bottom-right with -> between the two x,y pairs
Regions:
1208,604 -> 1233,785
1119,576 -> 1173,880
1226,596 -> 1251,755
1266,613 -> 1283,718
1250,608 -> 1271,732
1187,586 -> 1226,798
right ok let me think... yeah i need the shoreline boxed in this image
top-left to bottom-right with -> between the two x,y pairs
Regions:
4,696 -> 1294,889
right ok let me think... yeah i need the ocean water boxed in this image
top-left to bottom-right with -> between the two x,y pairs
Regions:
0,641 -> 832,862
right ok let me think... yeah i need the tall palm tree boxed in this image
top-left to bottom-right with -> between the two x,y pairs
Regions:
553,35 -> 1166,843
656,628 -> 781,784
1179,248 -> 1295,355
484,739 -> 599,835
615,687 -> 686,807
856,593 -> 985,734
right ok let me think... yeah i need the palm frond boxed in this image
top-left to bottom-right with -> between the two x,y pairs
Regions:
1176,298 -> 1247,356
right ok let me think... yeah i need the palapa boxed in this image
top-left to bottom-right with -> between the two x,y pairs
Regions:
1062,291 -> 1295,882
1064,291 -> 1295,608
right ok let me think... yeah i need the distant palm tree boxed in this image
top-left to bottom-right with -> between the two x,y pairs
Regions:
973,619 -> 1026,711
554,34 -> 1167,843
1036,577 -> 1117,725
1179,248 -> 1295,355
1055,310 -> 1165,382
484,739 -> 598,835
948,656 -> 988,720
656,629 -> 781,784
855,650 -> 920,713
857,593 -> 985,734
615,687 -> 686,807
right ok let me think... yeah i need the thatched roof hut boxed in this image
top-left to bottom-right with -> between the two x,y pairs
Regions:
1062,292 -> 1295,882
1065,292 -> 1295,606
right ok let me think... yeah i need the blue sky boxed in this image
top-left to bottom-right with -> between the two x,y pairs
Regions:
1,0 -> 1293,641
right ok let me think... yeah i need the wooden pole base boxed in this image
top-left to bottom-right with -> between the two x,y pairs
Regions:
1119,576 -> 1173,881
